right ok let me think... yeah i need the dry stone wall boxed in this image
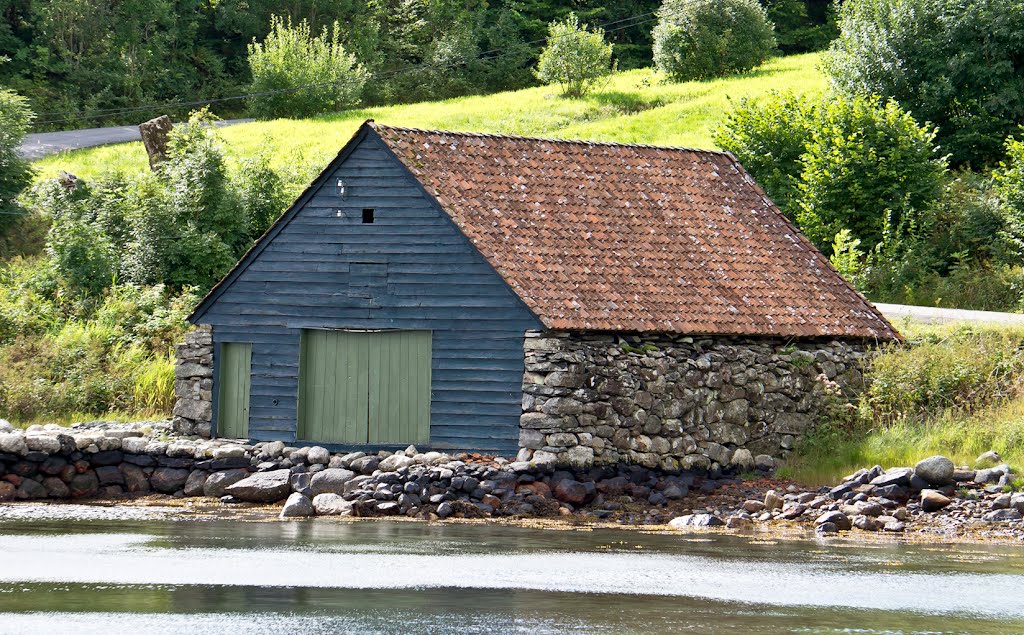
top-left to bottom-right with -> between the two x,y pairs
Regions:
520,332 -> 871,472
173,325 -> 213,438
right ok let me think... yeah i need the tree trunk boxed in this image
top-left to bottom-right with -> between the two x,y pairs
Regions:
139,116 -> 174,170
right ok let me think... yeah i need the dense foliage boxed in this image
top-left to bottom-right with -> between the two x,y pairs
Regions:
652,0 -> 776,82
824,0 -> 1024,167
247,16 -> 366,119
535,14 -> 614,98
36,111 -> 289,295
716,92 -> 946,252
1,0 -> 837,128
0,84 -> 33,232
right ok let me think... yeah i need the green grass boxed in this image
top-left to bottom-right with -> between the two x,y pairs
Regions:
783,321 -> 1024,485
34,54 -> 825,180
783,398 -> 1024,486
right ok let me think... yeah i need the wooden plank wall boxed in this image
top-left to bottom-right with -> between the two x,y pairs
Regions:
200,133 -> 542,454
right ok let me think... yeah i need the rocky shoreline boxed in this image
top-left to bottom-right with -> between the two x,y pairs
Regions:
1,420 -> 1021,543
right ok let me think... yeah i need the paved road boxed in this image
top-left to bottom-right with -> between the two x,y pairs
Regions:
875,302 -> 1024,326
19,119 -> 253,159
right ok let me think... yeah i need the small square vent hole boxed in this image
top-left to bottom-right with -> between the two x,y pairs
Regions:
362,208 -> 375,224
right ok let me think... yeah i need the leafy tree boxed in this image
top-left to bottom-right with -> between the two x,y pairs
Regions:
652,0 -> 776,82
824,0 -> 1024,167
760,0 -> 836,53
798,96 -> 947,252
247,15 -> 367,119
713,92 -> 815,220
535,13 -> 615,98
35,111 -> 287,295
0,80 -> 34,233
716,93 -> 946,254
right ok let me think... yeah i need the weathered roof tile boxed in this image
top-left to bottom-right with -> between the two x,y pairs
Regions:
374,123 -> 898,340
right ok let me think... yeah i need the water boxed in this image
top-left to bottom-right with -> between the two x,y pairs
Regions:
1,505 -> 1023,634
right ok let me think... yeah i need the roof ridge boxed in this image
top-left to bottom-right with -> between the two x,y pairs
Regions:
368,120 -> 732,157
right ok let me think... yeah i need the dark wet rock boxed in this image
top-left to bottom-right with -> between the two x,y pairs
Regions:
90,450 -> 124,466
870,467 -> 913,488
195,457 -> 250,471
376,501 -> 401,516
95,465 -> 124,486
828,482 -> 855,500
16,478 -> 47,499
952,469 -> 976,483
151,467 -> 190,494
552,479 -> 593,505
42,476 -> 70,497
914,456 -> 954,486
873,484 -> 909,503
156,456 -> 193,469
815,511 -> 852,531
122,453 -> 156,467
39,456 -> 67,476
437,501 -> 454,519
816,522 -> 838,534
183,470 -> 209,497
69,471 -> 99,498
120,463 -> 150,493
225,469 -> 291,503
0,481 -> 14,501
852,514 -> 881,531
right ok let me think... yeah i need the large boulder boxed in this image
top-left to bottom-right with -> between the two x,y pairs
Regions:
815,511 -> 852,531
378,454 -> 413,472
552,479 -> 595,505
312,493 -> 354,516
225,469 -> 291,503
151,467 -> 190,493
914,456 -> 954,485
183,470 -> 210,496
0,432 -> 27,456
309,468 -> 357,496
280,492 -> 314,518
669,513 -> 725,528
306,446 -> 331,465
203,469 -> 249,498
919,489 -> 952,512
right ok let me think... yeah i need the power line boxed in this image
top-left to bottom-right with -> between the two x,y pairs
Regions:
32,9 -> 673,127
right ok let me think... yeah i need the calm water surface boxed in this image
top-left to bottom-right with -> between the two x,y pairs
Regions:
0,504 -> 1023,634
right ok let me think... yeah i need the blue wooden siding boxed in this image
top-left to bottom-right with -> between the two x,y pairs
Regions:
196,132 -> 541,454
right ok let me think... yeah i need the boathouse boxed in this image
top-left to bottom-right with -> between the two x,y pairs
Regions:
174,121 -> 898,469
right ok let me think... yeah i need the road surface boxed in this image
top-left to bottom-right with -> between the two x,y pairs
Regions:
19,119 -> 252,159
875,303 -> 1024,326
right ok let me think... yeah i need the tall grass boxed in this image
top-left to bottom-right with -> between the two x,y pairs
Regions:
784,323 -> 1024,484
34,54 -> 826,180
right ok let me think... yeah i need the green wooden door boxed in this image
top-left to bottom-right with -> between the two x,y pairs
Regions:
298,330 -> 369,443
298,330 -> 431,445
217,342 -> 251,439
368,330 -> 431,444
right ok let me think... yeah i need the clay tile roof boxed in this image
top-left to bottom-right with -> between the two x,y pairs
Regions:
372,122 -> 899,340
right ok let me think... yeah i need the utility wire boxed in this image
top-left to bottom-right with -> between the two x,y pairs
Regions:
32,9 -> 672,127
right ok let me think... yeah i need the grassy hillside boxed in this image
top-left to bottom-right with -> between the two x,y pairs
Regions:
35,54 -> 825,180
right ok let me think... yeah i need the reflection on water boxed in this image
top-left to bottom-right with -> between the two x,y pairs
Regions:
1,510 -> 1023,634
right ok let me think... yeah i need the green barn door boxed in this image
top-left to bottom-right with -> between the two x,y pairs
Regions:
369,330 -> 431,444
217,342 -> 251,439
298,330 -> 430,445
298,330 -> 369,443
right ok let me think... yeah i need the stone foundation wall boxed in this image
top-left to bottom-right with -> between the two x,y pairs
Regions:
172,325 -> 213,438
520,332 -> 871,472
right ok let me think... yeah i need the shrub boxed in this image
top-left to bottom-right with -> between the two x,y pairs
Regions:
824,0 -> 1024,167
716,92 -> 946,254
32,111 -> 282,296
761,0 -> 837,54
653,0 -> 776,82
0,86 -> 34,233
247,15 -> 366,119
713,91 -> 815,220
797,96 -> 947,252
535,14 -> 615,99
865,326 -> 1024,424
